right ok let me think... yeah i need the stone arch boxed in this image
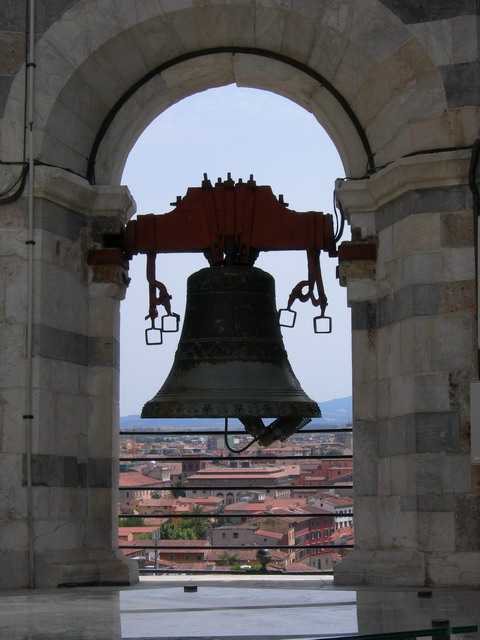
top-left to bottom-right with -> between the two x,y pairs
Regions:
2,0 -> 450,185
1,0 -> 478,589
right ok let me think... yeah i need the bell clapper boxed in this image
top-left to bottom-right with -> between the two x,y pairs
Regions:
223,418 -> 261,454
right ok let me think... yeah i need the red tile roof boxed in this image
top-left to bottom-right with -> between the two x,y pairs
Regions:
254,529 -> 284,540
284,562 -> 319,572
118,527 -> 159,535
119,472 -> 165,488
330,526 -> 354,542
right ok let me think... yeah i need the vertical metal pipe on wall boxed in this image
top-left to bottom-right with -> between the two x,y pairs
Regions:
469,139 -> 480,465
25,0 -> 36,588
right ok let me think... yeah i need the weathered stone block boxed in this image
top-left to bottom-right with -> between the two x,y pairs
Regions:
452,15 -> 479,63
87,488 -> 113,520
54,395 -> 89,458
351,330 -> 377,381
416,493 -> 456,512
366,76 -> 444,167
377,457 -> 390,497
400,495 -> 416,512
30,453 -> 68,487
344,276 -> 377,303
281,9 -> 317,63
376,284 -> 438,328
389,375 -> 415,416
0,518 -> 29,551
0,2 -> 27,31
352,380 -> 377,421
88,395 -> 118,456
352,420 -> 378,497
440,61 -> 480,108
414,372 -> 452,413
0,453 -> 27,519
431,314 -> 475,371
363,549 -> 425,586
89,366 -> 118,399
441,211 -> 474,248
87,458 -> 113,489
455,494 -> 480,551
38,359 -> 82,395
34,519 -> 80,552
376,378 -> 390,420
377,187 -> 470,233
390,454 -> 416,497
352,496 -> 378,549
0,550 -> 29,589
440,454 -> 472,494
48,487 -> 79,520
399,317 -> 431,375
0,323 -> 28,388
350,302 -> 376,331
437,279 -> 475,314
401,251 -> 445,287
426,551 -> 480,587
408,18 -> 453,66
379,1 -> 476,24
445,246 -> 475,281
33,390 -> 57,455
32,486 -> 50,521
416,452 -> 446,494
418,511 -> 455,552
377,324 -> 401,380
0,74 -> 15,118
0,32 -> 25,75
378,415 -> 416,457
350,1 -> 410,64
35,325 -> 89,367
376,225 -> 393,281
393,214 -> 441,259
415,412 -> 461,454
87,516 -> 114,549
378,496 -> 417,548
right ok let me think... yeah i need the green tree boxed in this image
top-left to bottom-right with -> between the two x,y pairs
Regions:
118,516 -> 145,527
212,502 -> 233,528
218,551 -> 240,566
172,478 -> 186,498
158,522 -> 176,539
138,532 -> 152,540
325,448 -> 344,456
178,505 -> 207,539
157,508 -> 207,540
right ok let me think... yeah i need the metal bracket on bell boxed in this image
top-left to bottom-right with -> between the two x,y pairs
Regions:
161,312 -> 180,333
145,318 -> 163,345
278,308 -> 297,328
313,315 -> 332,334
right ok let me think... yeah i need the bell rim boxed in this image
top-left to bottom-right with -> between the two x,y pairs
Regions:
141,399 -> 321,419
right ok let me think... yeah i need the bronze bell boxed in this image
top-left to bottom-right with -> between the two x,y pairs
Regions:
141,265 -> 320,424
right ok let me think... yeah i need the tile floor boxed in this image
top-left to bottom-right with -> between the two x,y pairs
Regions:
0,575 -> 478,640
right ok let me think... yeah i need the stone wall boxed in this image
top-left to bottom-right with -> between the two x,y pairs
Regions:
336,151 -> 479,585
0,0 -> 478,587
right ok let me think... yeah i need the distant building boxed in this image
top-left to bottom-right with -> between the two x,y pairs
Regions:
312,493 -> 354,530
206,524 -> 258,547
184,462 -> 297,503
125,539 -> 210,565
119,472 -> 170,507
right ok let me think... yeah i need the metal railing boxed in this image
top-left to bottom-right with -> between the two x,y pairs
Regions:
118,426 -> 353,575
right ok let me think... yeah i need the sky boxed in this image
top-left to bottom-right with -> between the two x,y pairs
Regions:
120,84 -> 351,417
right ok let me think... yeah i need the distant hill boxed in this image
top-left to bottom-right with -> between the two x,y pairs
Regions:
120,395 -> 352,429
